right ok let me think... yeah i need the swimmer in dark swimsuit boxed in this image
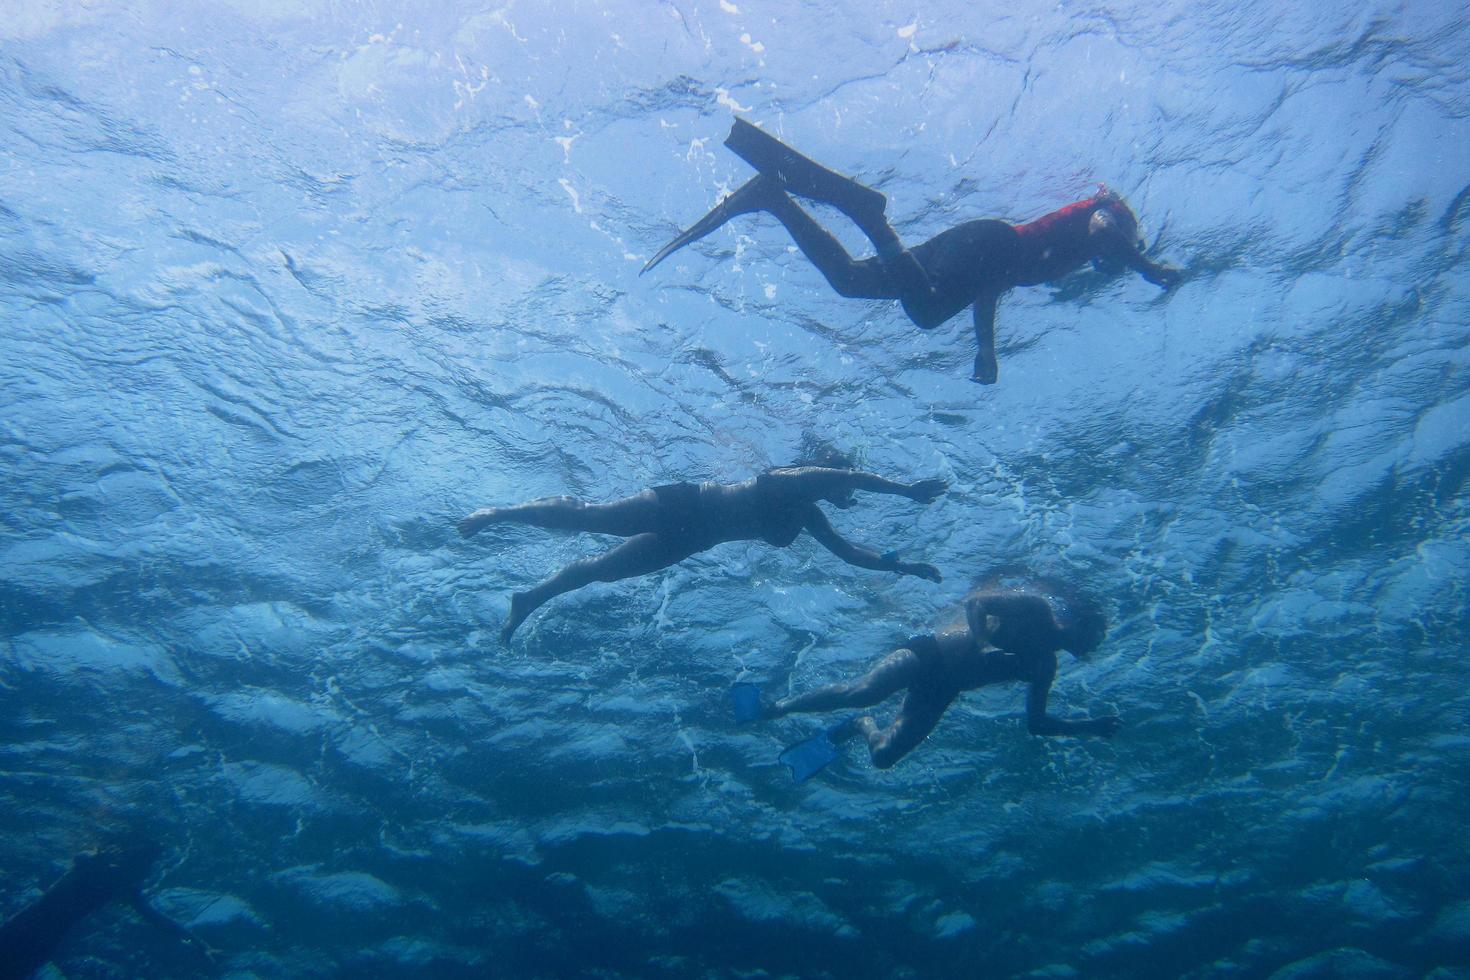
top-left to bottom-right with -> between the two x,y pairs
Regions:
643,118 -> 1182,384
751,577 -> 1118,770
459,467 -> 947,642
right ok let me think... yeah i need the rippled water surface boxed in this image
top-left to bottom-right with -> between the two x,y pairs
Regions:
2,2 -> 1468,977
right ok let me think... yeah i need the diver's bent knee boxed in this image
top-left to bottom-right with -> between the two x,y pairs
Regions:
901,304 -> 946,330
831,279 -> 874,300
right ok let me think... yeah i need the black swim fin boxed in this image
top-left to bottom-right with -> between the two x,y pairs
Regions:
724,118 -> 933,296
723,118 -> 888,222
641,175 -> 779,275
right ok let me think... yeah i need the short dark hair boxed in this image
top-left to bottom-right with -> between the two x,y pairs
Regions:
790,432 -> 857,471
1062,604 -> 1107,656
965,567 -> 1107,655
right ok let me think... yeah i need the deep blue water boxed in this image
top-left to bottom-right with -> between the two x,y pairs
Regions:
2,2 -> 1468,977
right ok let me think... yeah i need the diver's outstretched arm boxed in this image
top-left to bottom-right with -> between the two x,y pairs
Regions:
801,508 -> 941,581
1024,651 -> 1121,736
1125,247 -> 1182,289
773,467 -> 946,503
971,291 -> 1000,385
843,470 -> 947,503
1090,210 -> 1181,290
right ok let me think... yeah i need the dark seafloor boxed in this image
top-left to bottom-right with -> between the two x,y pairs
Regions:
1,1 -> 1468,977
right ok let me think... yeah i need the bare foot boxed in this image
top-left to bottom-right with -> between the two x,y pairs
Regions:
500,592 -> 532,644
459,509 -> 499,537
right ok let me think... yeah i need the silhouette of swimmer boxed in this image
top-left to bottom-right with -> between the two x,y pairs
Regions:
644,118 -> 1182,384
460,466 -> 947,642
746,576 -> 1119,772
0,836 -> 214,979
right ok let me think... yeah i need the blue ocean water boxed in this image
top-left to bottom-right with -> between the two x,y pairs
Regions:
2,1 -> 1468,976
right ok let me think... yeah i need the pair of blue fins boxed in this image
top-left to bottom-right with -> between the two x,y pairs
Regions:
730,682 -> 853,784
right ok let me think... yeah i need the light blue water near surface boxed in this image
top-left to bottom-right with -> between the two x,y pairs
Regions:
2,1 -> 1468,977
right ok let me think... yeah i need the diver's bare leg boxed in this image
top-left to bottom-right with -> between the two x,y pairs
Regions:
855,688 -> 955,769
461,490 -> 660,537
767,648 -> 921,717
502,532 -> 698,642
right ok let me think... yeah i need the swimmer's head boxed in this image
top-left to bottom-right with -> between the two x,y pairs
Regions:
1060,604 -> 1107,657
791,433 -> 857,472
1090,192 -> 1140,244
790,435 -> 859,508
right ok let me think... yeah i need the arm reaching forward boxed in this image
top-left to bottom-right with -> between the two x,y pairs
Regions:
1024,650 -> 1121,736
801,507 -> 941,581
1089,207 -> 1182,290
770,467 -> 947,504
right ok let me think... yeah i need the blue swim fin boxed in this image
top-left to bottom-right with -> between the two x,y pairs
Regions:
730,682 -> 764,723
778,718 -> 854,783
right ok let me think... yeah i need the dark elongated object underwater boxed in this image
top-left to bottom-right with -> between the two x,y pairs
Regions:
722,117 -> 887,219
0,837 -> 212,980
643,118 -> 929,294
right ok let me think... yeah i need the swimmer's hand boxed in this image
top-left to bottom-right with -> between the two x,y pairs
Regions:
972,349 -> 999,385
905,478 -> 948,504
458,510 -> 494,537
897,561 -> 942,583
1086,715 -> 1123,737
1144,263 -> 1182,290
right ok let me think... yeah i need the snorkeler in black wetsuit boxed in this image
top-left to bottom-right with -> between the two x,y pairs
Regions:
0,836 -> 213,980
459,467 -> 947,642
643,118 -> 1182,384
746,577 -> 1118,770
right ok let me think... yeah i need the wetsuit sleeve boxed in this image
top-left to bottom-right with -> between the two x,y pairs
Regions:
1087,206 -> 1181,289
1122,247 -> 1181,289
971,292 -> 1000,384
